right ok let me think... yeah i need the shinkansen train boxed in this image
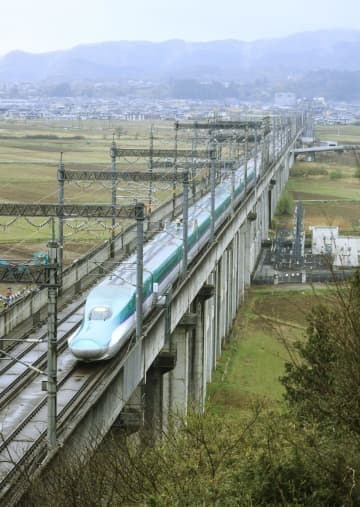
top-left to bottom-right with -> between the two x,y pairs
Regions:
68,151 -> 263,361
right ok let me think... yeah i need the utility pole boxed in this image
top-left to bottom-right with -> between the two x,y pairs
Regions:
272,117 -> 276,159
47,240 -> 58,449
57,155 -> 64,291
191,128 -> 198,198
254,127 -> 258,179
147,126 -> 154,218
244,125 -> 248,192
110,138 -> 117,258
182,170 -> 189,274
172,123 -> 179,219
0,242 -> 59,451
231,165 -> 235,216
210,137 -> 216,242
135,203 -> 145,341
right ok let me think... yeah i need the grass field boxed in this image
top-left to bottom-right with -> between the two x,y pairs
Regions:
0,119 -> 201,264
279,125 -> 360,232
0,120 -> 123,262
316,124 -> 360,144
207,287 -> 327,419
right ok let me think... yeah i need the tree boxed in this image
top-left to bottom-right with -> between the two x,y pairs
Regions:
20,411 -> 261,506
281,270 -> 360,438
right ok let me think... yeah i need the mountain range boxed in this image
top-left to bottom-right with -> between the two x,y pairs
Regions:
0,29 -> 360,83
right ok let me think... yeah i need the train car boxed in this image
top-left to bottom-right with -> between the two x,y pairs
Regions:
68,156 -> 258,361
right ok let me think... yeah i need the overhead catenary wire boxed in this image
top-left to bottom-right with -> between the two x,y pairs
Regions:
0,120 -> 252,263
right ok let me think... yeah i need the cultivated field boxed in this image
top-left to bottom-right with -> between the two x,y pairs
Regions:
0,119 -> 187,301
283,125 -> 360,233
0,118 -> 191,264
316,124 -> 360,144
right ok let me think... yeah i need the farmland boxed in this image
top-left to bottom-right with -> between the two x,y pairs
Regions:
282,125 -> 360,233
0,119 -> 183,264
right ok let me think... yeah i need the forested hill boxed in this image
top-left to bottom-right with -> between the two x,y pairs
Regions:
1,29 -> 360,82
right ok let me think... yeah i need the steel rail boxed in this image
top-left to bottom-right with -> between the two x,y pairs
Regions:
0,317 -> 82,410
0,361 -> 111,494
0,299 -> 84,378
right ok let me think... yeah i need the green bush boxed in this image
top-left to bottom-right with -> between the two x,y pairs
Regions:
276,191 -> 294,216
290,166 -> 306,177
330,169 -> 342,179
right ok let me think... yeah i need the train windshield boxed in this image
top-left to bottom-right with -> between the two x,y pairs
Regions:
89,307 -> 112,320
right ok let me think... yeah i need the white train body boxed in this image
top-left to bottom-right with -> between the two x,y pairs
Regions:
68,155 -> 260,361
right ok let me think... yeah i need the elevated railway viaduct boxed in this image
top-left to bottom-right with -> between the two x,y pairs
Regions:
0,117 -> 303,505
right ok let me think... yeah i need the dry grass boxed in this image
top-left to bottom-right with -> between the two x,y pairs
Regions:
0,119 -> 184,297
0,118 -> 215,297
286,135 -> 360,232
316,124 -> 360,144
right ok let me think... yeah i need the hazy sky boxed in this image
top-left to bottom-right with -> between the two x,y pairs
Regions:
0,0 -> 359,55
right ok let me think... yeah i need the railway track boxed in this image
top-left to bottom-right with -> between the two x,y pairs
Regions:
0,270 -> 138,503
0,293 -> 90,500
0,208 -> 185,501
0,299 -> 85,411
0,357 -> 110,498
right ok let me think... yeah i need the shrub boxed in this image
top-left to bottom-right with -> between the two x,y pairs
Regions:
290,166 -> 328,177
330,169 -> 342,179
290,166 -> 306,177
354,167 -> 360,178
308,167 -> 328,176
276,191 -> 294,216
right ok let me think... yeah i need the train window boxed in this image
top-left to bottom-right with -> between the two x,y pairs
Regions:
89,307 -> 112,320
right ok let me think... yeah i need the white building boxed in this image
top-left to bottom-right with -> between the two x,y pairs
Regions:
333,237 -> 360,267
310,226 -> 360,267
311,226 -> 339,255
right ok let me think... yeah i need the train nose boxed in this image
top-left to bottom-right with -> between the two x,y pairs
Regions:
69,339 -> 107,360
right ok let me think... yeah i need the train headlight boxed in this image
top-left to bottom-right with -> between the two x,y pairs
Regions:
109,326 -> 123,349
